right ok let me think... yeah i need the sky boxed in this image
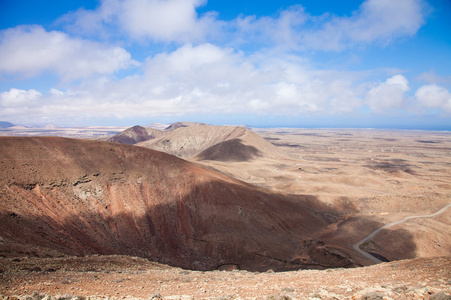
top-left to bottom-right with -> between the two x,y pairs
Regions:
0,0 -> 451,129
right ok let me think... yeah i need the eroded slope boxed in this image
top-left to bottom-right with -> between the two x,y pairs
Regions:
0,137 -> 354,271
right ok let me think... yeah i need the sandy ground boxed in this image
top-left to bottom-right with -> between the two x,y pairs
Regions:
197,129 -> 451,264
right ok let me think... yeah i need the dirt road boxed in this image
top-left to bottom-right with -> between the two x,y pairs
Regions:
353,203 -> 451,263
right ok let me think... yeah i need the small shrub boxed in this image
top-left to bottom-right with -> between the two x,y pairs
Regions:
361,292 -> 384,300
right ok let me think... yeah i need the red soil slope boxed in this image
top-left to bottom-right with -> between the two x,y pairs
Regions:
0,137 -> 354,271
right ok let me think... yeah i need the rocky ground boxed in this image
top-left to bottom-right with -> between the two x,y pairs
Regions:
1,255 -> 450,299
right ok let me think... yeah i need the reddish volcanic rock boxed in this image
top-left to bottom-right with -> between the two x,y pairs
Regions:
0,136 -> 355,271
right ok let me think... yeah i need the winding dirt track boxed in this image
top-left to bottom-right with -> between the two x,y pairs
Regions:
353,203 -> 451,263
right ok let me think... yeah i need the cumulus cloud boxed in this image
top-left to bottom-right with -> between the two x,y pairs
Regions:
346,0 -> 426,42
119,0 -> 216,41
0,0 -> 438,125
415,84 -> 451,113
61,0 -> 428,50
0,88 -> 42,107
0,89 -> 43,121
234,0 -> 427,51
305,0 -> 427,50
0,25 -> 137,81
63,0 -> 220,42
138,44 -> 364,115
233,5 -> 308,48
366,74 -> 410,113
0,43 -> 366,123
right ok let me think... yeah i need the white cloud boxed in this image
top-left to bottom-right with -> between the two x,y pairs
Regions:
145,43 -> 235,74
366,74 -> 410,113
0,25 -> 137,81
347,0 -> 426,42
61,0 -> 428,51
0,89 -> 43,121
139,44 -> 364,115
63,0 -> 220,42
304,0 -> 427,50
415,84 -> 451,112
272,77 -> 362,114
0,44 -> 367,123
233,5 -> 308,48
119,0 -> 213,41
0,88 -> 42,107
234,0 -> 427,51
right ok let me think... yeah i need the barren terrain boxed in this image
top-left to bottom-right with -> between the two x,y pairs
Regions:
0,126 -> 128,140
2,136 -> 351,272
0,126 -> 450,299
197,128 -> 451,265
1,255 -> 450,299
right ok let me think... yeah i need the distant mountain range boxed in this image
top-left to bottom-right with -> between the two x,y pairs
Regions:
0,121 -> 15,128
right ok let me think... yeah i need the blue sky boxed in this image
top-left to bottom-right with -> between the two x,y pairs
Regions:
0,0 -> 450,129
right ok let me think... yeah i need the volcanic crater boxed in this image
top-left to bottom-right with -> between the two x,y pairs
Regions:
0,136 -> 356,272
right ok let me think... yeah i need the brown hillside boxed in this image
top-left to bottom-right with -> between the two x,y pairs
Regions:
107,125 -> 164,144
137,125 -> 287,160
0,136 -> 354,271
195,127 -> 289,162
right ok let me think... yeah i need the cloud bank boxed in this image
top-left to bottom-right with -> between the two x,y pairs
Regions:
0,0 -> 449,126
3,42 -> 448,124
63,0 -> 428,50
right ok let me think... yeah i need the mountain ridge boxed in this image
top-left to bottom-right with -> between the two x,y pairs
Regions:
107,125 -> 165,144
136,124 -> 288,161
0,121 -> 15,128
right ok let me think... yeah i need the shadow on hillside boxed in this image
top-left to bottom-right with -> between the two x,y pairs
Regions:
0,178 -> 419,272
367,227 -> 418,261
195,139 -> 261,162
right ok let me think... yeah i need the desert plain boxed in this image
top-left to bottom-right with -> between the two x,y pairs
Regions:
0,124 -> 450,299
225,128 -> 451,262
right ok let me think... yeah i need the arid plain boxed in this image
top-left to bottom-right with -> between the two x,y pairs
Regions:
205,128 -> 451,264
1,124 -> 450,299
